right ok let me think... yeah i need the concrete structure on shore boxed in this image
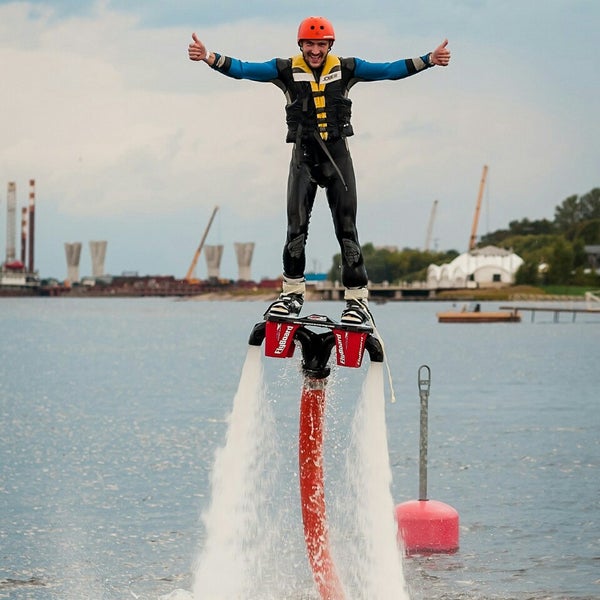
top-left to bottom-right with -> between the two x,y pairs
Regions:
204,245 -> 224,280
89,241 -> 107,277
64,242 -> 82,283
235,242 -> 254,281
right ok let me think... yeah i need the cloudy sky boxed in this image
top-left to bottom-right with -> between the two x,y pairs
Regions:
1,0 -> 598,281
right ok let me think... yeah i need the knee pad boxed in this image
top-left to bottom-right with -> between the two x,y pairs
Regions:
342,238 -> 362,265
286,234 -> 306,258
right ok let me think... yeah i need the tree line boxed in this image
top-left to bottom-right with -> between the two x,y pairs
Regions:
328,187 -> 600,286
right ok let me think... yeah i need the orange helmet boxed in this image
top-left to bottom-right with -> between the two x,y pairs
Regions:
297,16 -> 335,43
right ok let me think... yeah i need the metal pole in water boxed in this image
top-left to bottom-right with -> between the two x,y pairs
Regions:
418,365 -> 431,501
395,364 -> 459,554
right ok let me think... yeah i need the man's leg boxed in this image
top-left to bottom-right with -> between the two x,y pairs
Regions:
325,143 -> 371,324
266,151 -> 317,318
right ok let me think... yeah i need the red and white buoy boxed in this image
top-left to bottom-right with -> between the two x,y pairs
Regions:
395,365 -> 459,554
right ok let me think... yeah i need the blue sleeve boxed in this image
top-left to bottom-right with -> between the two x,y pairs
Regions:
213,56 -> 279,82
353,55 -> 431,81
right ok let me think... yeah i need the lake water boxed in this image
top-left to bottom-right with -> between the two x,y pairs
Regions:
0,297 -> 598,599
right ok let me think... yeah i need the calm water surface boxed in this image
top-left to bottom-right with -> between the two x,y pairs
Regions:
0,298 -> 598,599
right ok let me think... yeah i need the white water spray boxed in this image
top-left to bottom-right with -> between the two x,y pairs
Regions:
192,346 -> 278,600
188,346 -> 409,600
343,362 -> 409,600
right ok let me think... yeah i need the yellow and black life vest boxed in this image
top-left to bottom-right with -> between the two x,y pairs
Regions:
284,54 -> 353,144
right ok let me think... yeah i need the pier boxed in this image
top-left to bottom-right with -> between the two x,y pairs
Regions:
499,305 -> 600,323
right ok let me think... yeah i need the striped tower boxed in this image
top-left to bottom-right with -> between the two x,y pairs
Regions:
21,207 -> 28,266
28,179 -> 35,273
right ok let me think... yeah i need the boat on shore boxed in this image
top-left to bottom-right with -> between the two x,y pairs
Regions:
437,303 -> 521,323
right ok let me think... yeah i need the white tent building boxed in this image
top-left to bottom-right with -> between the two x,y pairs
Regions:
427,245 -> 524,289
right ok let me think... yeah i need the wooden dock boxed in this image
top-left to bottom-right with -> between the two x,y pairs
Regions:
499,305 -> 600,323
437,309 -> 521,323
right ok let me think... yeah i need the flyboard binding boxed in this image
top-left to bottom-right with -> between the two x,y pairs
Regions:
249,312 -> 383,378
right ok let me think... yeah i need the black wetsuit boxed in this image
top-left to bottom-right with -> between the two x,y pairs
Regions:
208,51 -> 433,287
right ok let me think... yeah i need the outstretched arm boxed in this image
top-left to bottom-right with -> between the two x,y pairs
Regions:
187,32 -> 279,82
188,32 -> 214,66
351,39 -> 451,82
429,39 -> 451,67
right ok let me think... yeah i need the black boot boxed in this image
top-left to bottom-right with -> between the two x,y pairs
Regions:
340,298 -> 371,325
265,293 -> 304,318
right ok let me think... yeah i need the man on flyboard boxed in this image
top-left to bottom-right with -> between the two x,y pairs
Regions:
188,17 -> 451,325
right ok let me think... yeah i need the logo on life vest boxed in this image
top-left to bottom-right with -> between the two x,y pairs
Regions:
321,70 -> 341,84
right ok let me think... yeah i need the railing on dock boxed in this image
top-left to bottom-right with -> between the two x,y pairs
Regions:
499,304 -> 600,323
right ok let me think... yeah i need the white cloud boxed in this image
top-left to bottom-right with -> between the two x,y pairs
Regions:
0,2 -> 598,279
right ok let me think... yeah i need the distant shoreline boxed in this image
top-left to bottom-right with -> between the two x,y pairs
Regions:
0,287 -> 591,304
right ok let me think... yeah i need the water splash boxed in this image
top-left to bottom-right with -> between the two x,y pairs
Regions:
342,362 -> 409,600
192,346 -> 278,600
189,350 -> 409,600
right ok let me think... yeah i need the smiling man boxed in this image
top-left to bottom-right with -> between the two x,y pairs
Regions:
189,16 -> 450,325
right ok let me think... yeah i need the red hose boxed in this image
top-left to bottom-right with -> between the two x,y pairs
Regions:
298,380 -> 346,600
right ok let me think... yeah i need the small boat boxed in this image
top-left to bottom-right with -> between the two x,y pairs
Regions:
437,303 -> 521,323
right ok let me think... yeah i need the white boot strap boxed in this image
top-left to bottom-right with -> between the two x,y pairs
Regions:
344,287 -> 369,301
282,278 -> 306,295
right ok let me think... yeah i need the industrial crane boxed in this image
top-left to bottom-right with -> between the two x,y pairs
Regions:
185,205 -> 219,283
424,199 -> 438,252
468,165 -> 488,251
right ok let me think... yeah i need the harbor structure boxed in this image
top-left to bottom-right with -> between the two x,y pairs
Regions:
204,244 -> 224,280
64,242 -> 82,283
235,242 -> 254,281
1,180 -> 39,291
89,240 -> 107,277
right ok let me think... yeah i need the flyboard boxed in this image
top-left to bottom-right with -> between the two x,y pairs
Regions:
249,312 -> 384,600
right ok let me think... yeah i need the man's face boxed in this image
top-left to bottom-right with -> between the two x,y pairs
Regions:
300,40 -> 331,68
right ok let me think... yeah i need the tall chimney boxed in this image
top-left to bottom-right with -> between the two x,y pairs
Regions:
6,182 -> 16,263
28,179 -> 35,273
21,207 -> 28,266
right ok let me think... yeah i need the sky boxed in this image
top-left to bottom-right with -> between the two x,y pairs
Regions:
1,0 -> 598,281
